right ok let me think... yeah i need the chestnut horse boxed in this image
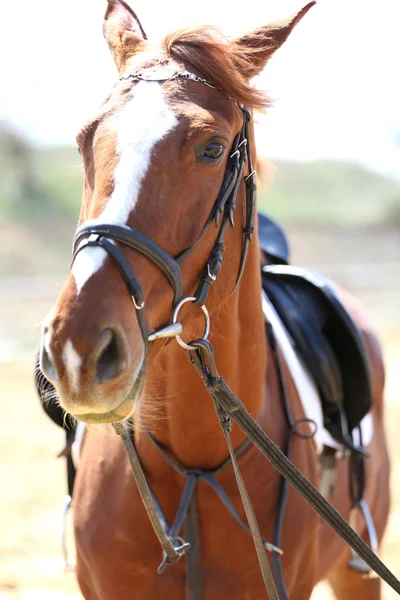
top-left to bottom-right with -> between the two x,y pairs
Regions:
39,1 -> 391,598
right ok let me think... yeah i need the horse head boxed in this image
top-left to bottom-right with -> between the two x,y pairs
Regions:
39,0 -> 315,423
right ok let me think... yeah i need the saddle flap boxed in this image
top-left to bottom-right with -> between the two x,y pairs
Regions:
262,265 -> 373,443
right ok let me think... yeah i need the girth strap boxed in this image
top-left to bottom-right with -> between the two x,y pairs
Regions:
183,485 -> 202,600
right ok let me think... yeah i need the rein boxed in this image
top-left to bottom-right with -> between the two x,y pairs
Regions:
71,69 -> 400,598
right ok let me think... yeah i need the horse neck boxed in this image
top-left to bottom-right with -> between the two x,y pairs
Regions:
137,232 -> 268,470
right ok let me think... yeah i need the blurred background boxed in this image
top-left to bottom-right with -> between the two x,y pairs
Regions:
0,0 -> 399,598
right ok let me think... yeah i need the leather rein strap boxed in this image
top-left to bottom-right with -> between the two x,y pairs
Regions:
112,422 -> 191,572
216,413 -> 279,598
185,339 -> 400,597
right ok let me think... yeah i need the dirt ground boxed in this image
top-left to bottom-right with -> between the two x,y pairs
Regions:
1,332 -> 399,600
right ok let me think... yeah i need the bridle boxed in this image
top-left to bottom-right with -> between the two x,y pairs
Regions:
70,68 -> 400,599
72,68 -> 257,347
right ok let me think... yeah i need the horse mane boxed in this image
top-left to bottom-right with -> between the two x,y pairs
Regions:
162,27 -> 270,111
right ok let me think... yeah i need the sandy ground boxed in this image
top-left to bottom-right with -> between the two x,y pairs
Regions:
1,332 -> 399,600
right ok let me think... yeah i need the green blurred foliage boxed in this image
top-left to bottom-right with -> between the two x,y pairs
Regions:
259,161 -> 400,227
0,123 -> 82,220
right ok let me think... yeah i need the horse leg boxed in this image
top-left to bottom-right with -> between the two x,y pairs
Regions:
326,455 -> 389,600
325,292 -> 390,600
76,558 -> 98,600
328,561 -> 381,600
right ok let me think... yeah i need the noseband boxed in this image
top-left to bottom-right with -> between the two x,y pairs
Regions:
72,68 -> 256,346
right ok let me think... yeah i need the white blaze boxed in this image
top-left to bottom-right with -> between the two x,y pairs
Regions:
62,339 -> 83,393
72,81 -> 178,294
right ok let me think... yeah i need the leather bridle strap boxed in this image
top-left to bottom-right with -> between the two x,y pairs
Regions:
112,415 -> 280,589
112,422 -> 191,571
73,224 -> 184,304
176,112 -> 250,307
73,234 -> 149,340
218,416 -> 279,599
144,426 -> 281,553
231,109 -> 257,297
72,223 -> 185,346
185,338 -> 400,597
186,341 -> 279,599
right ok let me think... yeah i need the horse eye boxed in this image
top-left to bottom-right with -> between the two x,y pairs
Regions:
200,142 -> 225,160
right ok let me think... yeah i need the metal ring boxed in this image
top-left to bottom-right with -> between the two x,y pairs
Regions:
132,296 -> 145,310
207,264 -> 217,282
291,417 -> 318,439
172,296 -> 210,350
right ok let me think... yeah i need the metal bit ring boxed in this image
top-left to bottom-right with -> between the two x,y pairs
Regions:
172,296 -> 210,350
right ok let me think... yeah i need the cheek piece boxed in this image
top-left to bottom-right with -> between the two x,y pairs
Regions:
72,68 -> 257,352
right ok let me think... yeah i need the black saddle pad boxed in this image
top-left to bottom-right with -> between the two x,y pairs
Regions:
262,265 -> 373,448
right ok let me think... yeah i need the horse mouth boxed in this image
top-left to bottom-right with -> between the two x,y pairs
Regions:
73,362 -> 146,424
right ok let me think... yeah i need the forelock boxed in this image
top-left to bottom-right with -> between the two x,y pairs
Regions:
162,26 -> 271,111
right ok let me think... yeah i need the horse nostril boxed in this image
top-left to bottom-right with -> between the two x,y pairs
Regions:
96,329 -> 127,384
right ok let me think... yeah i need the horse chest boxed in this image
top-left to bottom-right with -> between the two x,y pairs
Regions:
73,429 -> 319,599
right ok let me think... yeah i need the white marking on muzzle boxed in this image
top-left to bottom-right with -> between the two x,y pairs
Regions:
62,339 -> 83,393
72,81 -> 178,295
42,328 -> 58,382
43,329 -> 52,359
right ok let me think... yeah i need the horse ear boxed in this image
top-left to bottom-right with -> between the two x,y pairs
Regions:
233,1 -> 316,79
103,0 -> 148,73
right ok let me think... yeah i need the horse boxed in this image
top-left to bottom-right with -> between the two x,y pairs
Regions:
38,1 -> 391,598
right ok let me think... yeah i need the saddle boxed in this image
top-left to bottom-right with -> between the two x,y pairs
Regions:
259,212 -> 372,450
